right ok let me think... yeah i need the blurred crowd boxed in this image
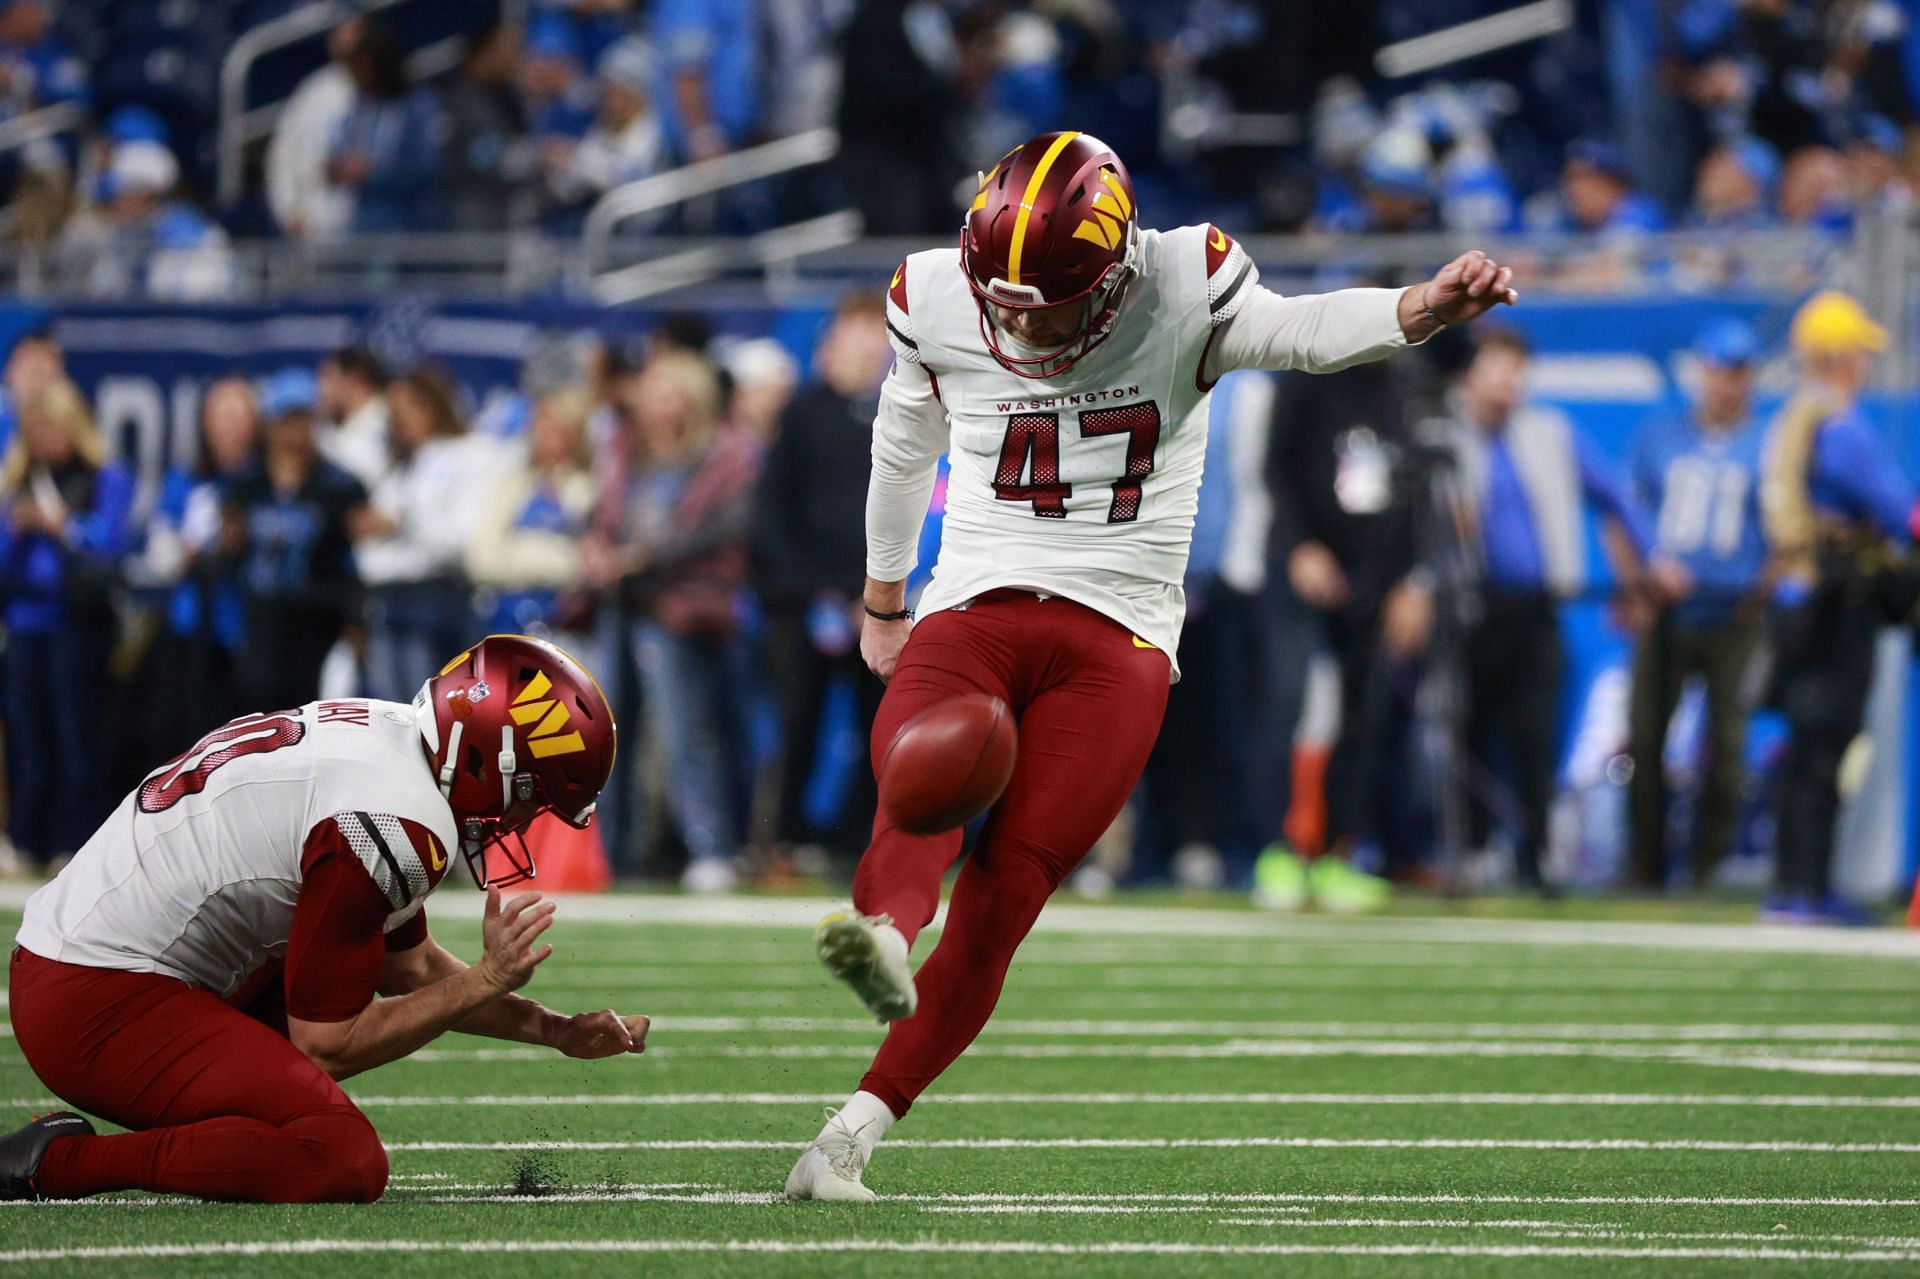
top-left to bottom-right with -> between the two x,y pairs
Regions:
0,1 -> 1914,296
0,281 -> 1912,922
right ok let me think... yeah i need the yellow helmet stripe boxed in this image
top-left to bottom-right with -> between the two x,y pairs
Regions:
1006,131 -> 1080,287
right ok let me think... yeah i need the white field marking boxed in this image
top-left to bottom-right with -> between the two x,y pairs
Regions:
407,1182 -> 779,1198
918,1208 -> 1604,1225
497,962 -> 1920,992
982,991 -> 1920,1017
1523,1229 -> 1920,1247
382,1137 -> 1920,1154
581,1014 -> 1920,1041
21,1189 -> 1917,1212
4,1239 -> 1920,1264
387,1181 -> 725,1195
126,883 -> 1915,959
513,1037 -> 1920,1074
331,1090 -> 1920,1109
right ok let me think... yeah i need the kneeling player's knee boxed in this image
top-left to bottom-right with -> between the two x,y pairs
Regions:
296,1112 -> 389,1203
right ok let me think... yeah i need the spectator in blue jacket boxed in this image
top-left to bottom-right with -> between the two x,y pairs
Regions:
0,380 -> 131,868
1443,329 -> 1657,895
651,0 -> 761,160
137,375 -> 262,751
224,368 -> 367,712
60,140 -> 235,300
1627,319 -> 1769,891
1543,140 -> 1670,236
329,22 -> 448,233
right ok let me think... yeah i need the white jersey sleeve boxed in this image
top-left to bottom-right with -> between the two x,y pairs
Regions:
1204,282 -> 1409,381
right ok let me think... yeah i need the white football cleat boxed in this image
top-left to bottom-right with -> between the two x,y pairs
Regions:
784,1112 -> 878,1203
813,911 -> 916,1022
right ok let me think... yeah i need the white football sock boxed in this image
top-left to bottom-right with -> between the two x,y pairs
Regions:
824,1090 -> 897,1158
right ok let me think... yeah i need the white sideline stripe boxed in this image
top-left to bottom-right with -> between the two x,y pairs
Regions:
426,1038 -> 1920,1074
638,1016 -> 1920,1041
13,1190 -> 1920,1211
3,1239 -> 1918,1264
323,1091 -> 1920,1109
4,881 -> 1916,956
383,1137 -> 1920,1155
511,966 -> 1920,993
59,884 -> 1893,958
1522,1229 -> 1920,1247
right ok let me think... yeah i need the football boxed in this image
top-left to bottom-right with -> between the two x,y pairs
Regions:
877,693 -> 1018,834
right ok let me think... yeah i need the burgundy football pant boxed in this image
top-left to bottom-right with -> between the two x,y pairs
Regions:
854,590 -> 1171,1116
9,947 -> 388,1202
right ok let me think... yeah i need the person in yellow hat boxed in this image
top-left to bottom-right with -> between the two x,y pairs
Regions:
1759,290 -> 1915,925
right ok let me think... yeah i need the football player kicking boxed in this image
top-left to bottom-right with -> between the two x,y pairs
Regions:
786,131 -> 1518,1201
1,634 -> 643,1203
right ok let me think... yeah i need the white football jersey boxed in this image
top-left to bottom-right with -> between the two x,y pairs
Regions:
885,224 -> 1257,668
17,700 -> 458,998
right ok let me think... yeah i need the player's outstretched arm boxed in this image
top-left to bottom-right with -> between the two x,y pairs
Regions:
379,911 -> 650,1060
289,887 -> 562,1080
1207,250 -> 1519,380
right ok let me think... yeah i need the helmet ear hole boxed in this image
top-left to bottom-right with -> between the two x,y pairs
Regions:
465,744 -> 485,776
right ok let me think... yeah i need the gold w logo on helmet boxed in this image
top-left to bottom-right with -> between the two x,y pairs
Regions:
1072,168 -> 1134,250
509,671 -> 586,759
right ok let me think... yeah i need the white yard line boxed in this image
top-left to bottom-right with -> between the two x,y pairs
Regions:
12,1188 -> 1920,1211
632,1015 -> 1920,1041
318,1090 -> 1920,1109
497,964 -> 1920,992
3,1238 -> 1918,1264
392,1037 -> 1920,1075
1522,1229 -> 1920,1247
383,1136 -> 1920,1154
0,883 -> 1877,958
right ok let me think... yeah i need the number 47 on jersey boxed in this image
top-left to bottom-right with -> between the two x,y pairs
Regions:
994,402 -> 1162,523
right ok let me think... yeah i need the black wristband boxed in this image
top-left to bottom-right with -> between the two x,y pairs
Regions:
864,604 -> 911,622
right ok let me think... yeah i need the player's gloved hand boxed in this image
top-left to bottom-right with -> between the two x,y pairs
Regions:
1415,250 -> 1519,331
476,887 -> 557,995
553,1008 -> 651,1058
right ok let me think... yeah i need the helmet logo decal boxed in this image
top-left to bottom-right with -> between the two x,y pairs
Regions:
1006,130 -> 1081,287
1072,168 -> 1134,250
437,648 -> 474,678
509,670 -> 586,759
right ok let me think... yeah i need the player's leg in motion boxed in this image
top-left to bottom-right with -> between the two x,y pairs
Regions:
790,596 -> 1170,1200
5,950 -> 389,1203
811,604 -> 1026,1023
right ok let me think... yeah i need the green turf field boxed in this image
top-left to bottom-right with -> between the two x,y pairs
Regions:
4,891 -> 1920,1276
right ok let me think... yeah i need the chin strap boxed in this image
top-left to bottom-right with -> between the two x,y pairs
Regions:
497,725 -> 518,813
436,718 -> 465,801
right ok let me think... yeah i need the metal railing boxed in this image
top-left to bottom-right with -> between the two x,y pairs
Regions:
580,128 -> 841,261
0,219 -> 1908,374
216,0 -> 480,206
0,102 -> 85,161
591,210 -> 864,305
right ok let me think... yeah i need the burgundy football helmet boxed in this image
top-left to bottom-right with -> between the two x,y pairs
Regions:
961,130 -> 1139,379
414,634 -> 618,889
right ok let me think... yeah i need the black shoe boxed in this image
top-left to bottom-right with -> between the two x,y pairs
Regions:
0,1111 -> 93,1200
